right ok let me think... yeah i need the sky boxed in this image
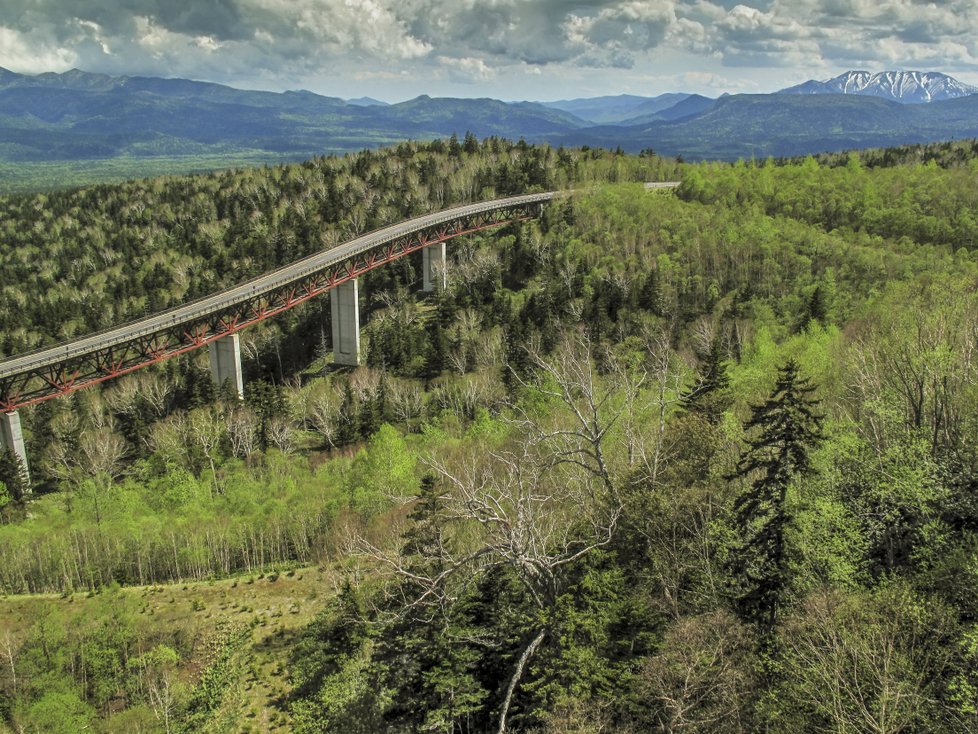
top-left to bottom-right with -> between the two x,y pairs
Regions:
1,1 -> 977,101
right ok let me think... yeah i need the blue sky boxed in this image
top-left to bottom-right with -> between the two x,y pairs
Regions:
2,1 -> 976,101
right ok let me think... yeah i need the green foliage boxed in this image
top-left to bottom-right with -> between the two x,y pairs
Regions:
184,622 -> 251,727
10,142 -> 978,732
345,424 -> 417,517
774,583 -> 963,732
727,360 -> 823,630
680,335 -> 732,424
525,556 -> 637,722
0,450 -> 27,501
13,684 -> 95,734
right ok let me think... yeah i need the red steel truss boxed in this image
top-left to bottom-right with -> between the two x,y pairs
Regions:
0,200 -> 542,411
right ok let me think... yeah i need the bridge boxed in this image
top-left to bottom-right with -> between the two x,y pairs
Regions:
0,182 -> 680,482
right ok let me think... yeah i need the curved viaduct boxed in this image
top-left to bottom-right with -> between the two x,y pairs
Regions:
0,183 -> 680,480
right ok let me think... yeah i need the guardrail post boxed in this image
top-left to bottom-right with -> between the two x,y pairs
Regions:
208,334 -> 245,399
0,410 -> 30,489
331,279 -> 361,366
422,242 -> 447,292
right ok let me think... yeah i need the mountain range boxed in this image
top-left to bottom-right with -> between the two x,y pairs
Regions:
1,68 -> 977,190
779,70 -> 978,103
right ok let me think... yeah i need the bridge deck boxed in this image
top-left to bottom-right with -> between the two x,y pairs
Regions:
0,191 -> 556,380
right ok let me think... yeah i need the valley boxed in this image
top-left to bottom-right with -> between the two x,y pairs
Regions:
2,139 -> 978,732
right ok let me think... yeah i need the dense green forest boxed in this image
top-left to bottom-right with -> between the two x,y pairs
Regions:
3,139 -> 978,732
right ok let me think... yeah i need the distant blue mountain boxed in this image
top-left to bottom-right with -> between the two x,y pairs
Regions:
541,93 -> 691,124
347,96 -> 389,107
3,67 -> 978,185
557,92 -> 978,159
621,94 -> 716,125
0,67 -> 585,163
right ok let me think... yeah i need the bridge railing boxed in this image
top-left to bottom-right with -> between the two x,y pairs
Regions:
0,192 -> 555,379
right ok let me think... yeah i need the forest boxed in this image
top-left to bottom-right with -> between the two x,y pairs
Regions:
2,136 -> 978,733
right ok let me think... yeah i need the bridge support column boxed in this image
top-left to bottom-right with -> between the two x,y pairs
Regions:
0,410 -> 30,487
422,243 -> 447,292
208,334 -> 244,399
331,279 -> 361,366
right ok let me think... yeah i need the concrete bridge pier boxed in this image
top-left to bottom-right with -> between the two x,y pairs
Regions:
422,243 -> 447,292
0,410 -> 30,486
331,278 -> 361,366
208,333 -> 245,399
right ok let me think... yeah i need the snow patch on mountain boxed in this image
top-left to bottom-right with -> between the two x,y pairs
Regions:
779,71 -> 978,103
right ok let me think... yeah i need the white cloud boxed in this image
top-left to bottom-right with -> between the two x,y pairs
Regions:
2,1 -> 978,97
682,70 -> 759,91
0,25 -> 77,72
439,55 -> 496,83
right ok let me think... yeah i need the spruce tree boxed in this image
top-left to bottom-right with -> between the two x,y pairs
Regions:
680,336 -> 732,424
727,359 -> 823,631
638,268 -> 665,316
806,285 -> 828,325
0,449 -> 28,500
376,476 -> 488,730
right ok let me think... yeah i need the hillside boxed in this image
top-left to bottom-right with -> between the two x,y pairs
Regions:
0,68 -> 589,191
7,68 -> 978,191
0,568 -> 329,733
561,93 -> 978,158
541,93 -> 691,124
3,141 -> 978,732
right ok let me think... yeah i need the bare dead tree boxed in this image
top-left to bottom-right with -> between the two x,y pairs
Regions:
147,413 -> 193,471
78,428 -> 126,525
632,322 -> 686,488
266,416 -> 297,454
307,391 -> 338,448
2,628 -> 19,696
78,390 -> 116,432
639,610 -> 753,733
226,407 -> 259,459
48,407 -> 80,445
388,378 -> 425,424
135,372 -> 173,419
189,408 -> 225,490
475,330 -> 505,369
355,331 -> 643,734
104,375 -> 142,418
447,340 -> 469,375
349,366 -> 382,403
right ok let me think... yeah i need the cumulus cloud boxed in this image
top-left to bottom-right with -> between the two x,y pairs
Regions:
670,0 -> 978,73
1,0 -> 684,76
1,0 -> 977,94
682,70 -> 759,90
0,25 -> 78,72
564,1 -> 677,67
438,55 -> 496,84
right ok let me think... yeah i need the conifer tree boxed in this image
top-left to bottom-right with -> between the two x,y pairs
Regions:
727,359 -> 823,631
376,475 -> 488,731
638,268 -> 665,316
806,285 -> 829,326
423,314 -> 449,382
503,308 -> 532,393
0,449 -> 28,501
680,336 -> 732,424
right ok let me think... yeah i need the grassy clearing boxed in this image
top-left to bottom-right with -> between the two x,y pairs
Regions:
0,566 -> 336,733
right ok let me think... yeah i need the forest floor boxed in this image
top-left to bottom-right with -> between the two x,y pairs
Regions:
0,566 -> 335,733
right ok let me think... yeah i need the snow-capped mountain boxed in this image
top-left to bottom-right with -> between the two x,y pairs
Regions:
779,71 -> 978,103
